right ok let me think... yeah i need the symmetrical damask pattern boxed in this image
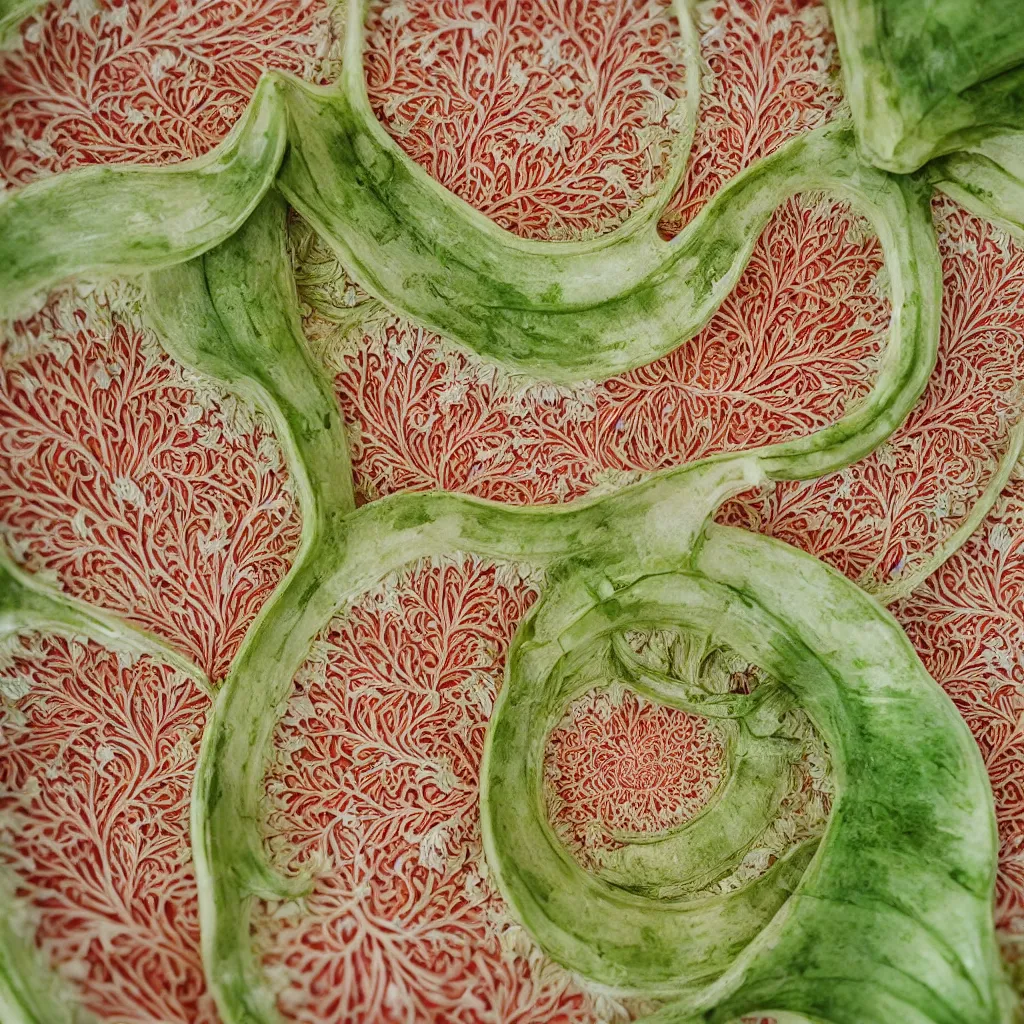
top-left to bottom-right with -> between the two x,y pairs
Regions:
2,0 -> 1024,1020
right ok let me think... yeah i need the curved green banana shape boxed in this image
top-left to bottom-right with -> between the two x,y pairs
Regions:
928,132 -> 1024,243
0,72 -> 289,321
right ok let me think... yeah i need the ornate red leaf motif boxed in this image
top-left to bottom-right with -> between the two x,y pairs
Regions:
1,0 -> 1024,1020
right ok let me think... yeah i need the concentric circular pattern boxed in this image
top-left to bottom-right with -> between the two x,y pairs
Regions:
545,689 -> 723,863
1,0 -> 1024,1021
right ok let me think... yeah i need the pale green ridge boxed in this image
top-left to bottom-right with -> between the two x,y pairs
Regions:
594,725 -> 798,900
663,522 -> 1016,1023
0,0 -> 46,47
928,132 -> 1024,244
146,190 -> 356,1024
481,486 -> 1015,1021
176,345 -> 1014,1024
610,632 -> 795,721
0,4 -> 941,472
178,359 -> 778,1020
0,1 -> 1015,1022
279,81 -> 939,385
870,418 -> 1024,606
0,543 -> 211,696
278,1 -> 939,387
0,869 -> 96,1024
0,73 -> 288,321
0,67 -> 944,475
145,188 -> 355,537
0,0 -> 698,325
2,353 -> 1015,1024
4,168 -> 965,1023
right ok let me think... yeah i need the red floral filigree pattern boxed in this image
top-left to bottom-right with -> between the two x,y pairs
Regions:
257,558 -> 605,1024
0,637 -> 212,1023
0,290 -> 300,682
1,0 -> 1024,1020
545,689 -> 723,858
661,0 -> 840,235
0,0 -> 334,186
364,0 -> 685,240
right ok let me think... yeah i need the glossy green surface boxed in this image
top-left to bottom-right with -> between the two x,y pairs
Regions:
929,132 -> 1024,243
483,494 -> 1015,1022
0,2 -> 1018,1023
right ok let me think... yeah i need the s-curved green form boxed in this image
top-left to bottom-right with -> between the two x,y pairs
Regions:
0,1 -> 1019,1023
0,0 -> 939,432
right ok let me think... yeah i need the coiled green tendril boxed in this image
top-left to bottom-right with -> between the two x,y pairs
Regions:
0,2 -> 1020,1023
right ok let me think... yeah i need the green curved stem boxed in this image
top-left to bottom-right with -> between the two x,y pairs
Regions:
676,523 -> 1014,1022
146,189 -> 356,1024
0,544 -> 211,696
0,2 -> 1014,1023
610,631 -> 794,721
280,42 -> 939,381
870,417 -> 1024,606
0,6 -> 941,486
927,132 -> 1024,244
596,719 -> 799,899
0,74 -> 288,321
0,547 -> 210,1021
598,634 -> 798,898
482,481 -> 1014,1020
0,865 -> 96,1024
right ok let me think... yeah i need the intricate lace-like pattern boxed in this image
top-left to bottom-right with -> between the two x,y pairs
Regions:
0,636 -> 212,1023
545,686 -> 723,859
0,0 -> 336,184
0,288 -> 300,682
1,0 -> 1024,1020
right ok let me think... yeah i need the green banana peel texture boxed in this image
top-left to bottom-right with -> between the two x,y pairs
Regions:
0,1 -> 1021,1023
